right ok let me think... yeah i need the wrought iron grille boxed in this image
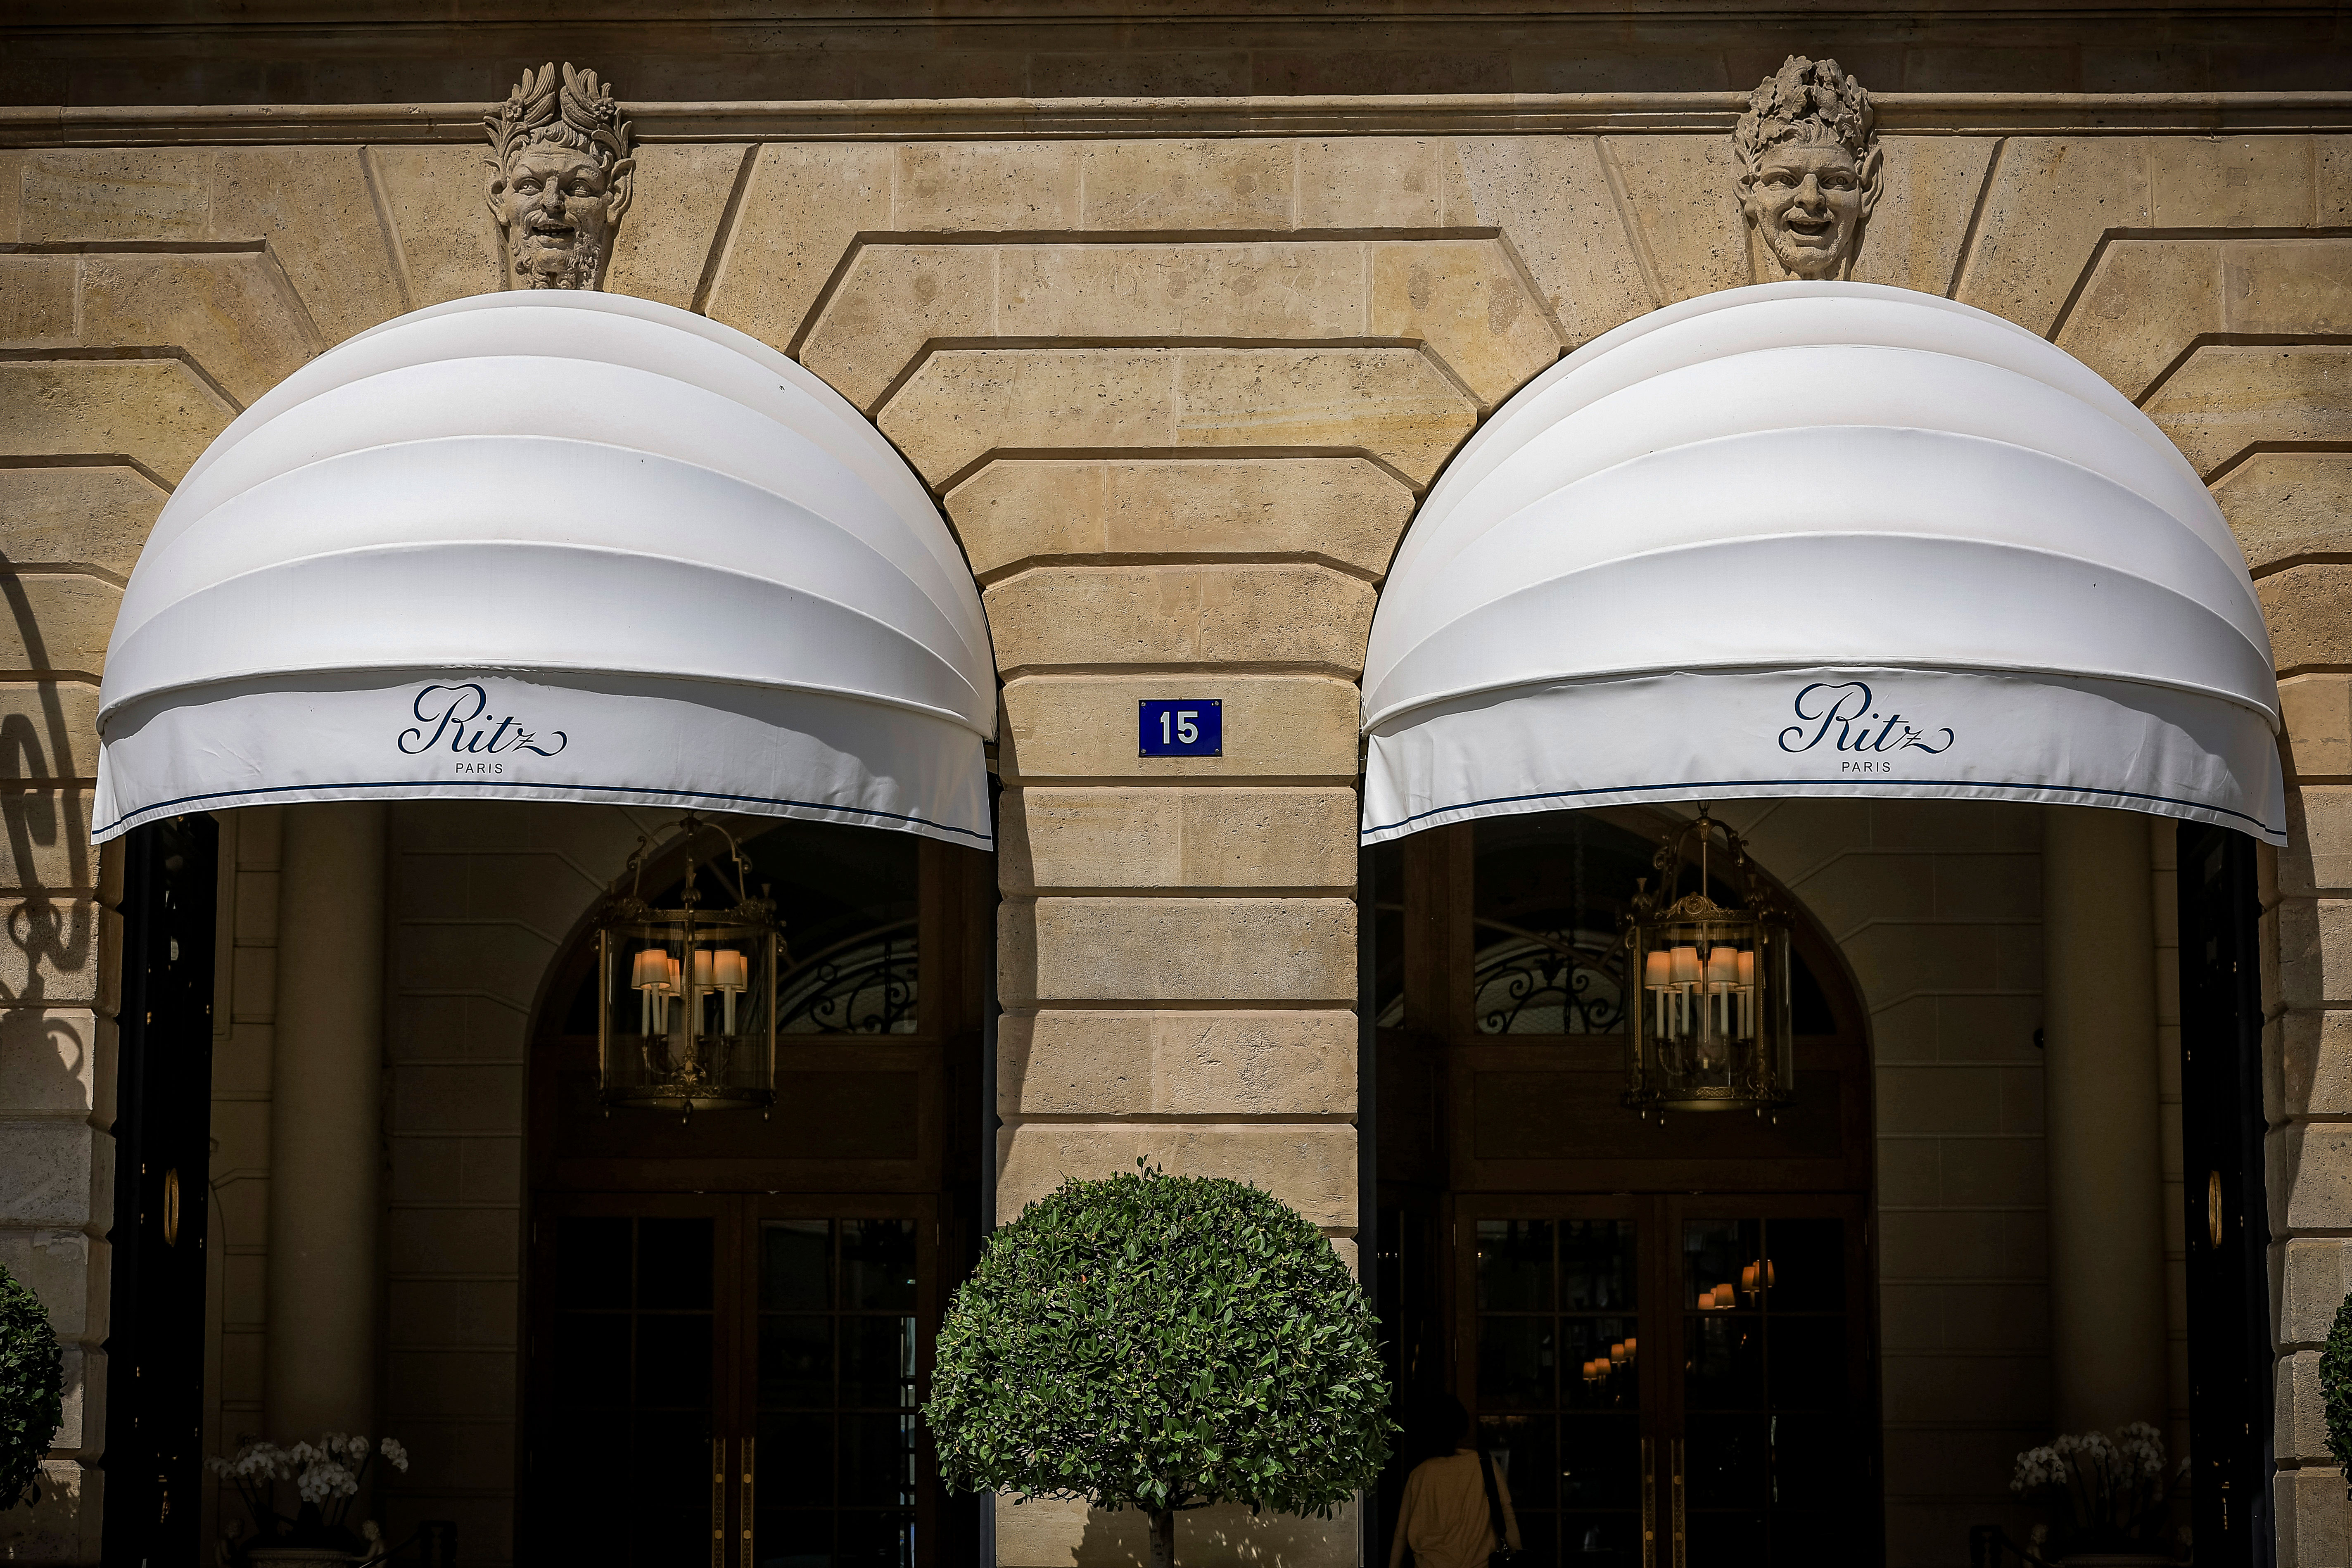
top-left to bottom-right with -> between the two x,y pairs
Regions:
1472,920 -> 1628,1035
777,920 -> 919,1034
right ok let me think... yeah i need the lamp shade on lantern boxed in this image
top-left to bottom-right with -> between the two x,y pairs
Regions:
1623,813 -> 1794,1117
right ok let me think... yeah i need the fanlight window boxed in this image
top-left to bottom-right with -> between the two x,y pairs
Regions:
1470,815 -> 1661,1034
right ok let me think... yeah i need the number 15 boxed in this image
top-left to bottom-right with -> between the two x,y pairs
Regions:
1159,709 -> 1199,745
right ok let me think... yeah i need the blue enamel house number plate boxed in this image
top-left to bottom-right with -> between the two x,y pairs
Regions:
1138,699 -> 1223,757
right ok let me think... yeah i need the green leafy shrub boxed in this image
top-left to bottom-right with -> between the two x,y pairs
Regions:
2325,1290 -> 2352,1497
0,1264 -> 64,1512
925,1163 -> 1393,1568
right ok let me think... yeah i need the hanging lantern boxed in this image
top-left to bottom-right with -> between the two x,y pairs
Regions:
593,815 -> 783,1117
1621,811 -> 1795,1117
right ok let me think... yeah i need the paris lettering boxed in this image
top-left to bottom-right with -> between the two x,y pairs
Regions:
399,683 -> 567,769
1778,681 -> 1953,769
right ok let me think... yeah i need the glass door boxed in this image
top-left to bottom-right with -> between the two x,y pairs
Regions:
527,1196 -> 937,1568
532,1198 -> 732,1566
1667,1198 -> 1874,1568
746,1208 -> 932,1568
1457,1196 -> 1876,1568
1460,1199 -> 1659,1568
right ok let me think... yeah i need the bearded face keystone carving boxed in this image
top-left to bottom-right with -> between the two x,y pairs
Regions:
1734,56 -> 1882,282
485,62 -> 634,291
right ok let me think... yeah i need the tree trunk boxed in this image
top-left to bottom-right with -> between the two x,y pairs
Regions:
1149,1508 -> 1177,1568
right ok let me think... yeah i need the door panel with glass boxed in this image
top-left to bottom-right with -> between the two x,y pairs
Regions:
529,1196 -> 935,1568
1459,1196 -> 1874,1568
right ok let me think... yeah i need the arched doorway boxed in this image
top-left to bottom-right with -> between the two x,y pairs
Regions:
1372,807 -> 1878,1568
519,816 -> 994,1568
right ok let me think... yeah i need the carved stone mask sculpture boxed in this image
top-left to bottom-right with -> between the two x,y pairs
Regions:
485,62 -> 635,290
1734,55 -> 1882,281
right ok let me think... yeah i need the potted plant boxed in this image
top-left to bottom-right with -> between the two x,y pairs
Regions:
2325,1290 -> 2352,1497
209,1433 -> 409,1565
925,1161 -> 1393,1568
2008,1422 -> 2181,1564
0,1264 -> 65,1517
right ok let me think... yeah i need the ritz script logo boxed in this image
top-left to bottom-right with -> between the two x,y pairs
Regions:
1778,681 -> 1953,774
399,683 -> 567,776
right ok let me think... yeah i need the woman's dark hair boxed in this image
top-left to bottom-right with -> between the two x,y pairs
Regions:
1402,1388 -> 1474,1466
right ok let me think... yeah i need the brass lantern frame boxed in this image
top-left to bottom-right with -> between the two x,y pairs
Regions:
1621,810 -> 1797,1117
592,814 -> 785,1118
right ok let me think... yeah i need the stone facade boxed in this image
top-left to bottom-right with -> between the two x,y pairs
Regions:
1,12 -> 2350,1565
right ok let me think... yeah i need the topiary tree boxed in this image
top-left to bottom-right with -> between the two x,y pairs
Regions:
925,1162 -> 1393,1568
0,1264 -> 64,1513
2325,1290 -> 2352,1498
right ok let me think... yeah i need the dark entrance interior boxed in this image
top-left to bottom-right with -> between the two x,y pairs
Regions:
1371,810 -> 1880,1568
2176,822 -> 2274,1565
104,813 -> 221,1566
522,820 -> 992,1568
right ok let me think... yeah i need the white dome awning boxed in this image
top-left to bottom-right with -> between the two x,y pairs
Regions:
95,292 -> 997,847
1362,282 -> 2285,846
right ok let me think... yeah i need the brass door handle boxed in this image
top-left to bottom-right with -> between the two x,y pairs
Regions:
740,1436 -> 756,1568
1670,1438 -> 1686,1568
1640,1438 -> 1656,1568
711,1438 -> 726,1568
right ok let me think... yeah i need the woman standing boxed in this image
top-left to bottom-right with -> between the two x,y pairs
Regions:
1386,1392 -> 1521,1568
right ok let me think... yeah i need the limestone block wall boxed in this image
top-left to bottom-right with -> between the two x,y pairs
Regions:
0,101 -> 2348,1566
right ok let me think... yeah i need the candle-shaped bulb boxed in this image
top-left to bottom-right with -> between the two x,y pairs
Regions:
1644,950 -> 1672,989
1706,946 -> 1739,987
632,949 -> 669,990
1669,945 -> 1702,986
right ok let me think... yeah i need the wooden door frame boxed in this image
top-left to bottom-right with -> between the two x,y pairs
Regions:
522,1192 -> 946,1568
516,823 -> 993,1568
